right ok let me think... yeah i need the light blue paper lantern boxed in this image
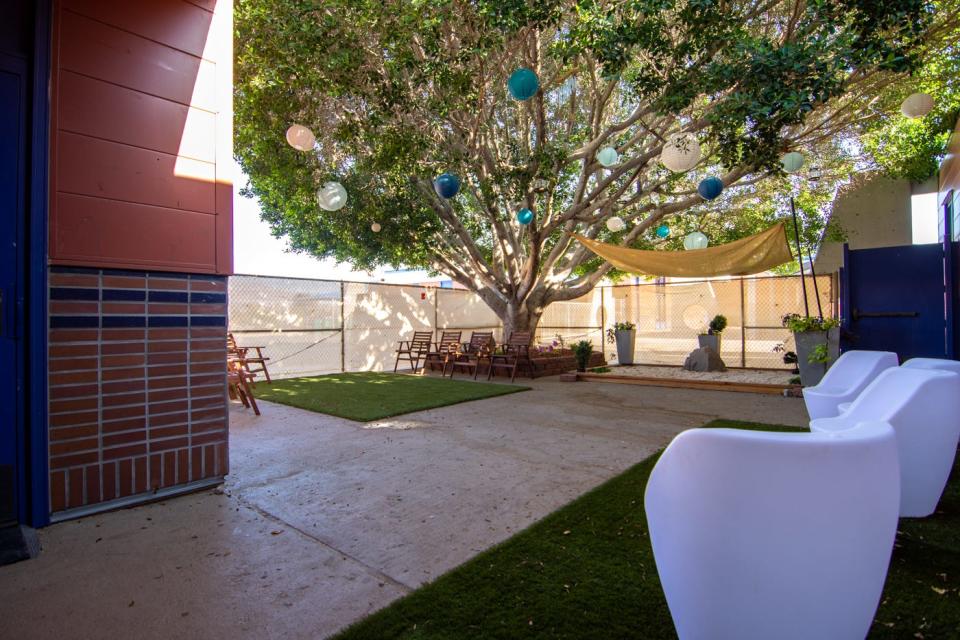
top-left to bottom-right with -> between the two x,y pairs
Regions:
697,177 -> 724,201
656,224 -> 670,238
597,147 -> 619,167
507,68 -> 539,101
780,152 -> 805,174
433,173 -> 461,199
516,208 -> 534,225
683,231 -> 709,250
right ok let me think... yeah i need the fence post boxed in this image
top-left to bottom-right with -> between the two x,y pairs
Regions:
434,287 -> 439,342
600,286 -> 606,347
340,280 -> 346,373
740,277 -> 746,368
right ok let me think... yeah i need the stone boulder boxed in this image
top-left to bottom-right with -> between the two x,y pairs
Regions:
683,347 -> 727,372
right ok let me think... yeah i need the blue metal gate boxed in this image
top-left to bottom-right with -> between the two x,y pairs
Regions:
840,243 -> 952,360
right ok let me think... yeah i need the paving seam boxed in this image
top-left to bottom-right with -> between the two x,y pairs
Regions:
232,494 -> 416,594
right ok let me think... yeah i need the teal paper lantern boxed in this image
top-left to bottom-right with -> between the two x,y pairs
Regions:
508,68 -> 539,101
597,147 -> 619,167
433,173 -> 461,199
780,152 -> 805,174
697,177 -> 724,200
656,224 -> 670,238
516,208 -> 534,225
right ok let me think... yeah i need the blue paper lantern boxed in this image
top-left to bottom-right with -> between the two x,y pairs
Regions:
516,208 -> 534,225
656,224 -> 670,238
697,176 -> 724,201
433,173 -> 461,199
508,68 -> 539,101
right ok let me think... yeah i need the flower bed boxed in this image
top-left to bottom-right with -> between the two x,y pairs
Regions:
426,352 -> 606,378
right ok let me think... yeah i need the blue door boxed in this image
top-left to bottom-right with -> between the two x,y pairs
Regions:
841,244 -> 949,360
0,55 -> 26,528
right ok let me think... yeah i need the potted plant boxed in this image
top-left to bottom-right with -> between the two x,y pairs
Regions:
782,314 -> 840,387
573,340 -> 594,372
698,314 -> 727,353
606,321 -> 636,365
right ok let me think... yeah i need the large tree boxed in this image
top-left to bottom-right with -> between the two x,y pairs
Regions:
235,0 -> 952,335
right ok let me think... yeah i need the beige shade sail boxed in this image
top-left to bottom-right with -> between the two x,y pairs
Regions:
572,222 -> 794,277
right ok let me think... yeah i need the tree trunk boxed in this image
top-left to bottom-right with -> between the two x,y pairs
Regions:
499,300 -> 544,342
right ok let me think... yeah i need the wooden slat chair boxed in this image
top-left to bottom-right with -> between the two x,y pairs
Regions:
227,359 -> 260,416
423,331 -> 462,375
394,330 -> 435,373
488,331 -> 533,382
227,332 -> 272,383
449,331 -> 496,379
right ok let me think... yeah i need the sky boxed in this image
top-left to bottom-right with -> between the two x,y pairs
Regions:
232,161 -> 434,284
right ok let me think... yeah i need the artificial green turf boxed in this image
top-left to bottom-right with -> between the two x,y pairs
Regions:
253,372 -> 529,422
333,419 -> 960,639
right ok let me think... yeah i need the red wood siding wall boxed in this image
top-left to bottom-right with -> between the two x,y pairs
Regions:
49,0 -> 232,274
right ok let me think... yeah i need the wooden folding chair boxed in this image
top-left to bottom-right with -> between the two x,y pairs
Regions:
228,332 -> 272,383
228,359 -> 260,415
488,331 -> 533,382
394,330 -> 434,373
423,330 -> 462,375
449,331 -> 496,379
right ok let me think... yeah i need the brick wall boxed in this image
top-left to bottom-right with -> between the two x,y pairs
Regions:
47,266 -> 228,514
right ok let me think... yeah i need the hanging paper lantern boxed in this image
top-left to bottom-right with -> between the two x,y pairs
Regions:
371,222 -> 382,233
683,231 -> 709,250
507,68 -> 539,101
660,133 -> 701,173
317,181 -> 348,211
516,208 -> 534,225
901,92 -> 934,118
606,216 -> 626,232
597,147 -> 619,167
780,151 -> 805,174
697,176 -> 724,201
656,224 -> 670,238
433,173 -> 461,199
285,124 -> 315,151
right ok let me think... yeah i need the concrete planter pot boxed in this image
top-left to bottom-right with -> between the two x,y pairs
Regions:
615,329 -> 637,365
697,333 -> 721,354
794,328 -> 840,387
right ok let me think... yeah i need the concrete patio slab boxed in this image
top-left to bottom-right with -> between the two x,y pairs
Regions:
0,377 -> 808,639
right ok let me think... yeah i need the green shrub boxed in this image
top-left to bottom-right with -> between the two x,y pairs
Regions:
781,313 -> 840,333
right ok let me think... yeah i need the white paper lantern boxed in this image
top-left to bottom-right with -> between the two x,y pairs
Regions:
285,124 -> 315,151
780,151 -> 805,174
901,92 -> 934,119
660,133 -> 701,173
371,222 -> 381,233
317,181 -> 348,211
606,216 -> 626,232
683,231 -> 709,250
597,147 -> 619,167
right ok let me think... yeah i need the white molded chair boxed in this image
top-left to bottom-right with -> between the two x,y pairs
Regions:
645,422 -> 900,640
811,368 -> 960,517
803,350 -> 898,420
902,357 -> 960,374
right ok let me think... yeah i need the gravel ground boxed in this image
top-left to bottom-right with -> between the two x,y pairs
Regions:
598,364 -> 796,385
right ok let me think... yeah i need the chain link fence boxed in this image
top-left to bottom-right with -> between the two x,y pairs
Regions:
229,273 -> 836,379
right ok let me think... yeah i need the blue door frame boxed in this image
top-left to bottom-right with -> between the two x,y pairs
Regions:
25,0 -> 51,528
0,1 -> 51,529
0,52 -> 28,529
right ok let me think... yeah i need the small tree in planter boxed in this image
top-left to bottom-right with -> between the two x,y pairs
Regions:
573,340 -> 594,373
698,315 -> 728,354
782,314 -> 840,387
606,321 -> 636,365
